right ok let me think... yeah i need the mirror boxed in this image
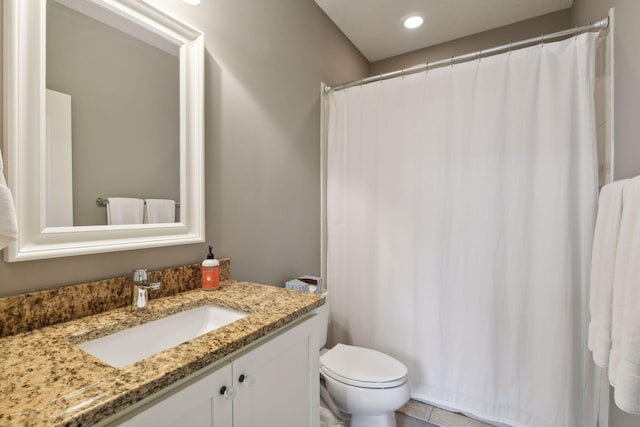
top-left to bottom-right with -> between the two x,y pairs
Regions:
3,0 -> 205,261
46,0 -> 180,227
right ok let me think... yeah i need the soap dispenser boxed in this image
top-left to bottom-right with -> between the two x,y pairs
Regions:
202,246 -> 220,290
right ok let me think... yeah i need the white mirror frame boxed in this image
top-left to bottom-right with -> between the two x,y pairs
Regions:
3,0 -> 205,261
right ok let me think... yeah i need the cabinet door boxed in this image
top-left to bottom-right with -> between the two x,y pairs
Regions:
118,363 -> 234,427
232,319 -> 319,427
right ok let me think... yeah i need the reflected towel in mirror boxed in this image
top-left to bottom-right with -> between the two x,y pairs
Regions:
106,197 -> 144,225
144,199 -> 176,223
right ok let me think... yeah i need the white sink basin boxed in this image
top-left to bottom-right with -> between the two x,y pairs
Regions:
77,305 -> 248,367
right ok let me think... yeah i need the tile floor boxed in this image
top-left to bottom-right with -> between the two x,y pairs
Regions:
396,412 -> 437,427
396,400 -> 495,427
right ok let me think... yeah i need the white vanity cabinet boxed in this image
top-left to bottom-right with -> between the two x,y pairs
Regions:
109,315 -> 319,427
118,362 -> 234,426
232,317 -> 315,426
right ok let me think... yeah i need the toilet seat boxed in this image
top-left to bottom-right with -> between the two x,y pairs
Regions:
320,343 -> 408,389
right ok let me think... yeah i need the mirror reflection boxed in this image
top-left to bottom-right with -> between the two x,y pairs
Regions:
45,0 -> 180,226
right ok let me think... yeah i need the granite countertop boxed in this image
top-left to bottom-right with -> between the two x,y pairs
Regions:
0,281 -> 324,426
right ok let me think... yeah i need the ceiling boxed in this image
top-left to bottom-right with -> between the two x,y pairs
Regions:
314,0 -> 574,62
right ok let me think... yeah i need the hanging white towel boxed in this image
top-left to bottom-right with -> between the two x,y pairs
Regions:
588,180 -> 628,368
610,176 -> 640,413
144,199 -> 176,224
0,149 -> 18,250
106,197 -> 144,225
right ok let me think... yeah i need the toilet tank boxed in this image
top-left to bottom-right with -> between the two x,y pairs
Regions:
312,291 -> 329,350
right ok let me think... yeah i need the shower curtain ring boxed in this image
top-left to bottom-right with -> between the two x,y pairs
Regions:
425,61 -> 429,73
379,74 -> 383,84
541,34 -> 545,48
450,56 -> 454,67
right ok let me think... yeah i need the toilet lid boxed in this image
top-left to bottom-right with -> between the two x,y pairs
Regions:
320,344 -> 408,389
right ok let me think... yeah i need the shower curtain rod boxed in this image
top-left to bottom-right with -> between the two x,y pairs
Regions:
324,16 -> 609,93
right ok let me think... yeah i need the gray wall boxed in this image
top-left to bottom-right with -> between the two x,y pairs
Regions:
0,0 -> 368,296
572,2 -> 640,426
47,1 -> 180,226
370,10 -> 572,75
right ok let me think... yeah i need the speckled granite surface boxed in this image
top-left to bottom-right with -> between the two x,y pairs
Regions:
0,259 -> 231,338
0,280 -> 323,426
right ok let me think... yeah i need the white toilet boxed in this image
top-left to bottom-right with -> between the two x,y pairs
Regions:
313,292 -> 410,427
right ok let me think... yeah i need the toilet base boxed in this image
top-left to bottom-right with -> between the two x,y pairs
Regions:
350,412 -> 396,427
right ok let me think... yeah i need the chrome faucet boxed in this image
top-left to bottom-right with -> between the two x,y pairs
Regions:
132,268 -> 161,310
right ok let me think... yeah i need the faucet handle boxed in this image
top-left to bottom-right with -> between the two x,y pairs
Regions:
132,268 -> 148,282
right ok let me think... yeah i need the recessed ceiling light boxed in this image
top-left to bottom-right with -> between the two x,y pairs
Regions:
403,15 -> 424,29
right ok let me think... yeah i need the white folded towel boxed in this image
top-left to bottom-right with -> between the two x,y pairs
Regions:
106,197 -> 144,225
588,179 -> 627,367
0,149 -> 18,250
609,176 -> 640,413
144,199 -> 176,224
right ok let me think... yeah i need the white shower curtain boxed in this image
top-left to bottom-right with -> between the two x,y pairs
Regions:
327,33 -> 599,427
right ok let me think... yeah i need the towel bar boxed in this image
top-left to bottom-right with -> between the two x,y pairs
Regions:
96,197 -> 180,207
